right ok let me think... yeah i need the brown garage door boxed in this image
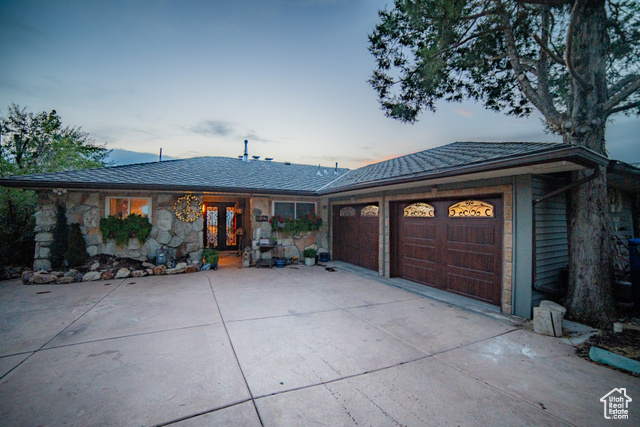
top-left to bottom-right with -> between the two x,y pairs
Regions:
332,203 -> 379,271
392,197 -> 503,306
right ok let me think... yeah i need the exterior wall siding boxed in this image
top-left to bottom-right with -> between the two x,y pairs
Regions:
532,175 -> 569,292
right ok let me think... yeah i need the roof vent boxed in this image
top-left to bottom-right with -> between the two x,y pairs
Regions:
317,164 -> 322,176
335,162 -> 338,174
265,158 -> 273,161
242,140 -> 249,162
252,155 -> 260,160
285,161 -> 291,165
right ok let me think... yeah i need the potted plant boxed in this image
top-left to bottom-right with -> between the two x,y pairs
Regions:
202,247 -> 219,269
303,248 -> 317,266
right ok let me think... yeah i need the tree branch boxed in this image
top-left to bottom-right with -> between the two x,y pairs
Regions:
533,34 -> 566,66
517,0 -> 572,5
565,1 -> 591,91
604,76 -> 640,114
494,0 -> 564,130
609,99 -> 640,115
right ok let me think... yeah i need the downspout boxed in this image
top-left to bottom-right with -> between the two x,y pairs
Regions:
531,167 -> 602,290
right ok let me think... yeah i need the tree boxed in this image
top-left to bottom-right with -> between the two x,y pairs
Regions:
0,104 -> 110,270
65,223 -> 89,268
369,0 -> 640,326
50,205 -> 69,270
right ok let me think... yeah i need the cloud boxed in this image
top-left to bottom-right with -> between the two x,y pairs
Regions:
453,108 -> 474,118
191,120 -> 234,137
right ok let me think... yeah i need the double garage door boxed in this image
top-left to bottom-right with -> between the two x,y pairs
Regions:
333,197 -> 503,306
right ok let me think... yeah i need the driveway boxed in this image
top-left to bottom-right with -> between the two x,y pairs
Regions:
0,260 -> 638,426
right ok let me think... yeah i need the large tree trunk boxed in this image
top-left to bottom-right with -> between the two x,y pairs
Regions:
565,167 -> 616,327
563,0 -> 616,327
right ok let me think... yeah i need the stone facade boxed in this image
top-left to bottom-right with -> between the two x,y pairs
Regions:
250,196 -> 328,261
33,190 -> 203,270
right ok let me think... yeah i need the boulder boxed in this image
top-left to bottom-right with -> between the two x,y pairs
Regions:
101,271 -> 115,280
90,262 -> 100,271
166,266 -> 186,275
29,273 -> 57,284
533,301 -> 566,337
57,276 -> 75,284
141,262 -> 155,269
153,265 -> 166,275
115,268 -> 131,279
175,262 -> 188,270
132,270 -> 147,277
21,270 -> 34,283
185,265 -> 198,274
145,268 -> 154,276
51,271 -> 64,278
82,271 -> 102,282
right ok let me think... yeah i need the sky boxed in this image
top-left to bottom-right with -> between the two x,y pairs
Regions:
1,0 -> 638,169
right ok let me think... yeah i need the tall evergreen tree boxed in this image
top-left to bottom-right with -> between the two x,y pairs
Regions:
369,0 -> 640,326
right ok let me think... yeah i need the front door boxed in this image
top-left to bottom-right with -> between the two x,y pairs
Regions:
204,203 -> 238,251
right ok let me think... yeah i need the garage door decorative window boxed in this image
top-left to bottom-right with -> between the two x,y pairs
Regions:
340,206 -> 356,217
448,200 -> 494,217
360,205 -> 379,217
404,202 -> 435,217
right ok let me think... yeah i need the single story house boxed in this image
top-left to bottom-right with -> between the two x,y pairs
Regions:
1,141 -> 638,318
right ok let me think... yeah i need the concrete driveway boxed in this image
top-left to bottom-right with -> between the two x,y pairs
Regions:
1,260 -> 638,426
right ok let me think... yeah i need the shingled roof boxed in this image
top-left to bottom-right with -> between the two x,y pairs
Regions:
318,141 -> 603,193
0,141 -> 606,195
0,156 -> 349,195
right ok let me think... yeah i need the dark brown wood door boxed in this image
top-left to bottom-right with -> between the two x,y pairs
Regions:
332,204 -> 379,271
392,198 -> 503,306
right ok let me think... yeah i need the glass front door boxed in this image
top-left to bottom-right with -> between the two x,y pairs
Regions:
204,203 -> 238,250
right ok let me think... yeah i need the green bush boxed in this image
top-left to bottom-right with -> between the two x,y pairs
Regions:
65,223 -> 89,267
303,248 -> 317,259
50,204 -> 69,270
100,214 -> 152,247
0,188 -> 35,269
203,248 -> 219,265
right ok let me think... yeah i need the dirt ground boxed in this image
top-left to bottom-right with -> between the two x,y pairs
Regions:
575,306 -> 640,378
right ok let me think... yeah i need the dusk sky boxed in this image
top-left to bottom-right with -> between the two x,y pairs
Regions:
1,0 -> 638,168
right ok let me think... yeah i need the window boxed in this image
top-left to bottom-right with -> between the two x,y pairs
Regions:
273,201 -> 316,219
448,200 -> 494,217
404,202 -> 434,217
339,206 -> 356,217
106,197 -> 151,218
360,205 -> 379,217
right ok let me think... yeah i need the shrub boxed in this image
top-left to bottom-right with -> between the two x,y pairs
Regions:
100,214 -> 152,246
65,223 -> 89,267
303,248 -> 317,259
50,204 -> 69,270
203,248 -> 219,265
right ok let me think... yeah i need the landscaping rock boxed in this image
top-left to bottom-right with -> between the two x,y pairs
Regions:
141,262 -> 155,269
115,268 -> 131,279
185,265 -> 198,273
132,270 -> 147,277
145,268 -> 154,275
153,265 -> 166,275
75,272 -> 84,282
57,276 -> 75,284
175,262 -> 188,270
82,271 -> 102,282
29,273 -> 57,284
51,271 -> 64,278
101,271 -> 115,280
166,266 -> 186,275
90,262 -> 100,271
21,271 -> 34,283
63,271 -> 76,278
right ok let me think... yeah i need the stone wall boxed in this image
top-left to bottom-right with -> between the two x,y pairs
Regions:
250,196 -> 328,261
33,190 -> 203,270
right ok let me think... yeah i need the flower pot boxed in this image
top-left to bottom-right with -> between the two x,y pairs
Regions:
319,252 -> 330,263
275,258 -> 286,268
304,257 -> 315,266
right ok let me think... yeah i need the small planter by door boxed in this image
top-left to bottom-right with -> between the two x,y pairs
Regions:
304,257 -> 315,266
